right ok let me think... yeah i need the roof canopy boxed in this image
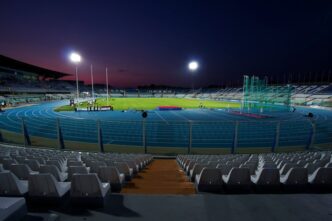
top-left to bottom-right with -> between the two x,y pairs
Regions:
0,54 -> 70,79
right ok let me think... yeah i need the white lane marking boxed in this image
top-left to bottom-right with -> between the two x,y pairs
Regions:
169,111 -> 190,121
51,110 -> 85,119
154,111 -> 169,124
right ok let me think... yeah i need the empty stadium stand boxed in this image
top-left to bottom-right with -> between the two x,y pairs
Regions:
178,151 -> 332,193
0,143 -> 332,220
0,144 -> 152,204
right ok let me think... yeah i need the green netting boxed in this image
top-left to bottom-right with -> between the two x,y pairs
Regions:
242,75 -> 292,112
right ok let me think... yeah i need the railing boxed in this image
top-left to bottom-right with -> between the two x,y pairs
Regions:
0,117 -> 331,154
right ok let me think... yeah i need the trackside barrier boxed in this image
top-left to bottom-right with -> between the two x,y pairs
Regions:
0,117 -> 329,153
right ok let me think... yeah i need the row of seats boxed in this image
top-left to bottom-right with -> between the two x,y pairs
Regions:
0,144 -> 152,206
0,197 -> 27,221
177,151 -> 332,193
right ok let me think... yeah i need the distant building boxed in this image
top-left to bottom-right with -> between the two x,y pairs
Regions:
0,54 -> 73,94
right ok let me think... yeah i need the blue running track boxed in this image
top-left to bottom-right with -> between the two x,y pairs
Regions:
0,100 -> 331,150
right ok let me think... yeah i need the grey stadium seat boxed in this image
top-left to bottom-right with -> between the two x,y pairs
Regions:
280,168 -> 308,192
125,160 -> 139,174
46,160 -> 66,172
222,168 -> 251,192
2,159 -> 17,170
0,164 -> 6,172
28,174 -> 70,199
68,166 -> 89,181
0,197 -> 27,221
280,163 -> 298,175
186,161 -> 196,175
325,162 -> 332,168
39,165 -> 68,182
10,164 -> 39,180
33,157 -> 46,165
0,172 -> 28,196
251,168 -> 280,192
217,164 -> 233,176
89,162 -> 107,173
98,166 -> 125,192
195,168 -> 223,193
190,164 -> 207,182
24,159 -> 41,172
67,161 -> 84,167
261,162 -> 277,169
71,173 -> 110,206
308,167 -> 332,192
304,162 -> 321,175
13,156 -> 26,164
240,163 -> 257,175
115,162 -> 133,181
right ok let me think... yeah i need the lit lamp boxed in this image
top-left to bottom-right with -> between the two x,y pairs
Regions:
69,52 -> 82,104
188,61 -> 199,72
188,61 -> 199,90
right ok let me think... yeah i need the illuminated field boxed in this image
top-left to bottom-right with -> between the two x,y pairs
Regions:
54,98 -> 240,111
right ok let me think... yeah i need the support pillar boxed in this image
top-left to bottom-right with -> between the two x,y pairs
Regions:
21,118 -> 31,147
232,121 -> 239,154
142,119 -> 147,154
307,120 -> 316,150
188,121 -> 193,154
272,121 -> 280,153
97,120 -> 104,152
56,118 -> 65,149
0,129 -> 3,142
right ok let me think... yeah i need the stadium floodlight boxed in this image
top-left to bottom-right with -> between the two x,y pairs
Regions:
69,52 -> 81,63
188,61 -> 199,90
69,52 -> 82,104
188,61 -> 199,72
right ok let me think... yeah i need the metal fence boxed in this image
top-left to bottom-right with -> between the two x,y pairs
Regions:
0,117 -> 331,154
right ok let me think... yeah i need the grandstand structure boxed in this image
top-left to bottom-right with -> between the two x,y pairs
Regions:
0,55 -> 76,106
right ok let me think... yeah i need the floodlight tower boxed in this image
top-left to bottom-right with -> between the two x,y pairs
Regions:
69,52 -> 82,103
90,64 -> 95,100
106,67 -> 109,106
188,61 -> 199,90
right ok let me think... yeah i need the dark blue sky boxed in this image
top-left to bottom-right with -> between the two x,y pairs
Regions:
0,0 -> 332,87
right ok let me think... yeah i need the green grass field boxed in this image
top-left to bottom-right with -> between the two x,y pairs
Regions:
54,98 -> 240,111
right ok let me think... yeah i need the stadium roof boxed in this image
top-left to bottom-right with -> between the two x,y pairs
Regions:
0,54 -> 70,79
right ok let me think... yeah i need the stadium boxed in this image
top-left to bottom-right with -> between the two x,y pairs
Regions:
1,1 -> 332,221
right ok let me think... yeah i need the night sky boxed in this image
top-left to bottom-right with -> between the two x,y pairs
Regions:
1,0 -> 332,87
